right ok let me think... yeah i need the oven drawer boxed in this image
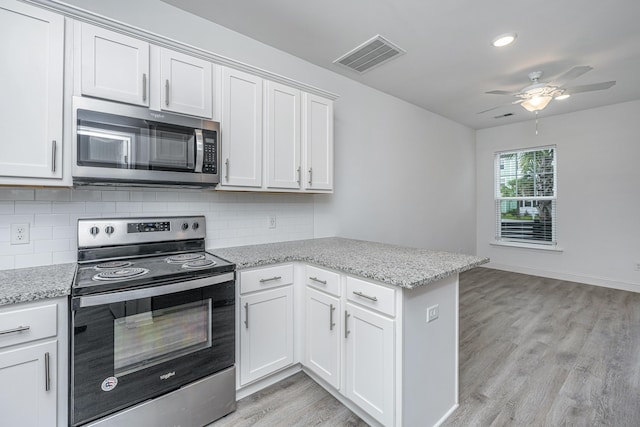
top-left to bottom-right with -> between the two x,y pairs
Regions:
240,264 -> 294,294
346,276 -> 396,317
0,303 -> 57,349
305,265 -> 341,297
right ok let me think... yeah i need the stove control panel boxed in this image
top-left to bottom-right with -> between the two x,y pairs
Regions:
128,221 -> 171,233
78,216 -> 206,248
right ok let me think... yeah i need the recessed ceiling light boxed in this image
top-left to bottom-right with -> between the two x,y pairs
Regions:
492,33 -> 517,47
555,94 -> 571,100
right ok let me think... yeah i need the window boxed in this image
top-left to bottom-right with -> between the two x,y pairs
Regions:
495,146 -> 557,246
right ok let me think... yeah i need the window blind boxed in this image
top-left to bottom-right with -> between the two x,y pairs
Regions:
494,146 -> 557,245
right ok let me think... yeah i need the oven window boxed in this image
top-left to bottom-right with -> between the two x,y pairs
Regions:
113,299 -> 211,376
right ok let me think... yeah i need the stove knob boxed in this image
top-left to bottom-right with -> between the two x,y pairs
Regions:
192,222 -> 199,230
105,226 -> 115,235
181,222 -> 189,231
89,226 -> 100,236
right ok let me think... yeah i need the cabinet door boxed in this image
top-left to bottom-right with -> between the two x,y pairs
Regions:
265,81 -> 301,189
345,303 -> 394,426
81,23 -> 149,106
0,340 -> 57,427
305,288 -> 340,389
160,48 -> 213,118
0,1 -> 63,180
221,67 -> 263,187
240,286 -> 293,385
303,93 -> 333,191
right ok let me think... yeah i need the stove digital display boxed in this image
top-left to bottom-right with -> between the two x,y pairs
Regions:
127,221 -> 171,233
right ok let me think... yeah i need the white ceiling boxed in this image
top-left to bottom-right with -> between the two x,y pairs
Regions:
161,0 -> 640,129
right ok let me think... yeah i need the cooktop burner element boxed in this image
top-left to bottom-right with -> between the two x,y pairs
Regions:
166,253 -> 205,264
182,259 -> 217,269
95,260 -> 133,270
93,267 -> 150,282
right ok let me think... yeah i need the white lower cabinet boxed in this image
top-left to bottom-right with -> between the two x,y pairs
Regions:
304,287 -> 341,389
344,302 -> 395,426
239,285 -> 294,385
0,298 -> 67,427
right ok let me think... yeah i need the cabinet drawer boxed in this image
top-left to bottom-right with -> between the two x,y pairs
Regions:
346,277 -> 396,317
240,264 -> 294,294
305,265 -> 341,297
0,303 -> 57,349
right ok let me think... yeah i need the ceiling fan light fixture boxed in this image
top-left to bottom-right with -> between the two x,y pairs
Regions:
521,95 -> 552,112
492,33 -> 517,47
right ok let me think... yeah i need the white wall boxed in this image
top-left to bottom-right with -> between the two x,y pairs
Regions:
476,100 -> 640,291
59,0 -> 478,254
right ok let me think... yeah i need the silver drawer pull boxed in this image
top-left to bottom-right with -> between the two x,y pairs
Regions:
244,302 -> 249,329
329,304 -> 336,331
259,276 -> 282,283
0,325 -> 31,335
44,352 -> 51,391
353,290 -> 378,302
309,276 -> 327,285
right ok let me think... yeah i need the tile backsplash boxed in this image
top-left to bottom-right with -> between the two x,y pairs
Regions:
0,187 -> 315,270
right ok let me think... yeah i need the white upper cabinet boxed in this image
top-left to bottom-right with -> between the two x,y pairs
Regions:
220,67 -> 263,187
303,93 -> 334,191
81,23 -> 150,106
158,48 -> 213,118
80,24 -> 214,118
0,0 -> 63,182
265,81 -> 301,190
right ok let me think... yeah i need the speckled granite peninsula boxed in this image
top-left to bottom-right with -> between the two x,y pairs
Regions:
0,263 -> 75,306
212,237 -> 489,289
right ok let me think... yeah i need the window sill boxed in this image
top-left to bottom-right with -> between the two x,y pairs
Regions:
490,240 -> 564,252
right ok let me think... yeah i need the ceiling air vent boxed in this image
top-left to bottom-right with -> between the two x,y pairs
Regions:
494,112 -> 515,119
333,35 -> 406,74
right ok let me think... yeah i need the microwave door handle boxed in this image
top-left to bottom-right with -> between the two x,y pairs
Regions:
194,129 -> 204,173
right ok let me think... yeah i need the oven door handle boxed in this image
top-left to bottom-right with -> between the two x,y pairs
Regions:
74,272 -> 234,308
194,129 -> 204,173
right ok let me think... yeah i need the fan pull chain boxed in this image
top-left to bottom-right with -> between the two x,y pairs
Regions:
535,111 -> 539,135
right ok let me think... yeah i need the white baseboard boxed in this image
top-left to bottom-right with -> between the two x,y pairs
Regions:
433,403 -> 459,427
235,364 -> 302,400
483,263 -> 640,293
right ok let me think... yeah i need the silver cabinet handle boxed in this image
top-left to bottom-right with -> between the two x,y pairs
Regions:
0,325 -> 30,335
225,158 -> 229,182
244,302 -> 249,329
51,140 -> 57,173
309,277 -> 327,285
165,79 -> 170,106
345,310 -> 350,338
308,167 -> 313,186
259,276 -> 282,283
353,290 -> 378,302
297,166 -> 301,185
142,73 -> 147,102
329,304 -> 335,331
44,352 -> 51,391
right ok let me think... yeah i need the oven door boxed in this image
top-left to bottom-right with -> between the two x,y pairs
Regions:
70,274 -> 235,427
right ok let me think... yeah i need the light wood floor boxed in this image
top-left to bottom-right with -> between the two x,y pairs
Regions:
212,268 -> 640,426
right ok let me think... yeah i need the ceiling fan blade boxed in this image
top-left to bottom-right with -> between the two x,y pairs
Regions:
477,99 -> 524,114
563,81 -> 616,94
550,65 -> 593,87
485,90 -> 514,95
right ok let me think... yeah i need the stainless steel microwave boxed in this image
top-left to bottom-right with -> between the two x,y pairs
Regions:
72,97 -> 219,187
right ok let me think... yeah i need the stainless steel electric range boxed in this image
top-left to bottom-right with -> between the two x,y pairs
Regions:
70,216 -> 236,427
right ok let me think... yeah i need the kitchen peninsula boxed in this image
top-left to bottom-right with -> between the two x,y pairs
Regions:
214,237 -> 488,427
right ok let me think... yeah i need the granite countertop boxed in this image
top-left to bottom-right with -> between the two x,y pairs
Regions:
0,263 -> 75,307
213,237 -> 489,289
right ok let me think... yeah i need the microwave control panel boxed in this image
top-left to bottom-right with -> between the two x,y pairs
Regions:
203,134 -> 217,174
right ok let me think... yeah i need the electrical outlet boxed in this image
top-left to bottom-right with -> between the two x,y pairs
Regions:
268,215 -> 277,229
11,223 -> 30,245
635,262 -> 640,272
427,304 -> 439,323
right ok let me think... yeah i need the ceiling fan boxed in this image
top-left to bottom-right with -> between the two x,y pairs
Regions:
479,66 -> 616,114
